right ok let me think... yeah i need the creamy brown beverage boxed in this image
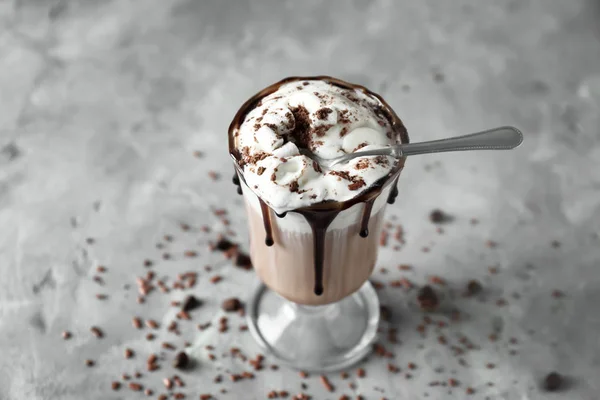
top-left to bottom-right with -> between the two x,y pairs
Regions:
229,76 -> 408,306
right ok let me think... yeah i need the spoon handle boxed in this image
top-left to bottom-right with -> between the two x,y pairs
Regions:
395,126 -> 523,157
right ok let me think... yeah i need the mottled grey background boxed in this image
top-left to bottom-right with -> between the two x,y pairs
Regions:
1,0 -> 600,399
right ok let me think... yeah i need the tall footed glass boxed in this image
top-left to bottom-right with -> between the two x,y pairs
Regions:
229,76 -> 409,372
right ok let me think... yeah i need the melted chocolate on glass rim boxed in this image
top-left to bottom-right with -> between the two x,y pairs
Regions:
229,76 -> 409,296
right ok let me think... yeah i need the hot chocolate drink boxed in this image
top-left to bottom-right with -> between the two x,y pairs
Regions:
229,76 -> 408,371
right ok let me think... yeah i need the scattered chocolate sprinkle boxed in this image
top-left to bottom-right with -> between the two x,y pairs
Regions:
124,348 -> 134,359
429,209 -> 451,223
466,280 -> 482,296
208,171 -> 219,180
214,237 -> 235,251
122,374 -> 130,381
143,259 -> 153,267
544,372 -> 563,391
90,326 -> 103,338
173,375 -> 185,387
417,285 -> 439,311
428,275 -> 446,286
146,333 -> 155,341
128,382 -> 143,391
387,363 -> 400,373
144,388 -> 153,396
111,381 -> 121,390
85,359 -> 94,367
173,393 -> 185,399
210,275 -> 222,284
356,368 -> 366,378
181,295 -> 202,312
146,319 -> 159,329
486,240 -> 497,248
176,311 -> 190,320
62,331 -> 71,340
222,297 -> 243,312
379,305 -> 392,322
320,375 -> 334,392
183,250 -> 197,258
173,352 -> 190,369
299,371 -> 309,379
235,252 -> 252,270
466,387 -> 475,395
132,317 -> 143,329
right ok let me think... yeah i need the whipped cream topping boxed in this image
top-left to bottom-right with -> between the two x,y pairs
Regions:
233,80 -> 398,213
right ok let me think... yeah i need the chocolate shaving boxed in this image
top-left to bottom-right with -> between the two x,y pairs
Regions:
315,107 -> 333,120
289,105 -> 311,148
348,178 -> 366,191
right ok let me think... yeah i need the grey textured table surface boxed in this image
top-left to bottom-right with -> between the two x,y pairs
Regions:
1,1 -> 600,399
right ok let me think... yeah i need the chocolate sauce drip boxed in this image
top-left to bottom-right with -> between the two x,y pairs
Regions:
295,210 -> 339,296
232,172 -> 242,195
387,176 -> 400,204
258,198 -> 274,247
359,199 -> 376,238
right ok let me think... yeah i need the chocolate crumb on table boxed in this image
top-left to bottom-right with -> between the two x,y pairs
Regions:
417,285 -> 439,311
222,297 -> 243,312
429,209 -> 451,223
90,326 -> 103,338
465,279 -> 483,296
544,372 -> 564,391
62,331 -> 72,340
173,351 -> 190,370
235,252 -> 252,270
320,375 -> 335,392
128,382 -> 143,391
124,348 -> 134,359
181,295 -> 202,312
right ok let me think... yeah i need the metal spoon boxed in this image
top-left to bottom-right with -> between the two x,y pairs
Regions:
300,126 -> 523,169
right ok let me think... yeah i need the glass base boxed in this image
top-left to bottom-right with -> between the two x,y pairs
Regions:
247,281 -> 380,372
